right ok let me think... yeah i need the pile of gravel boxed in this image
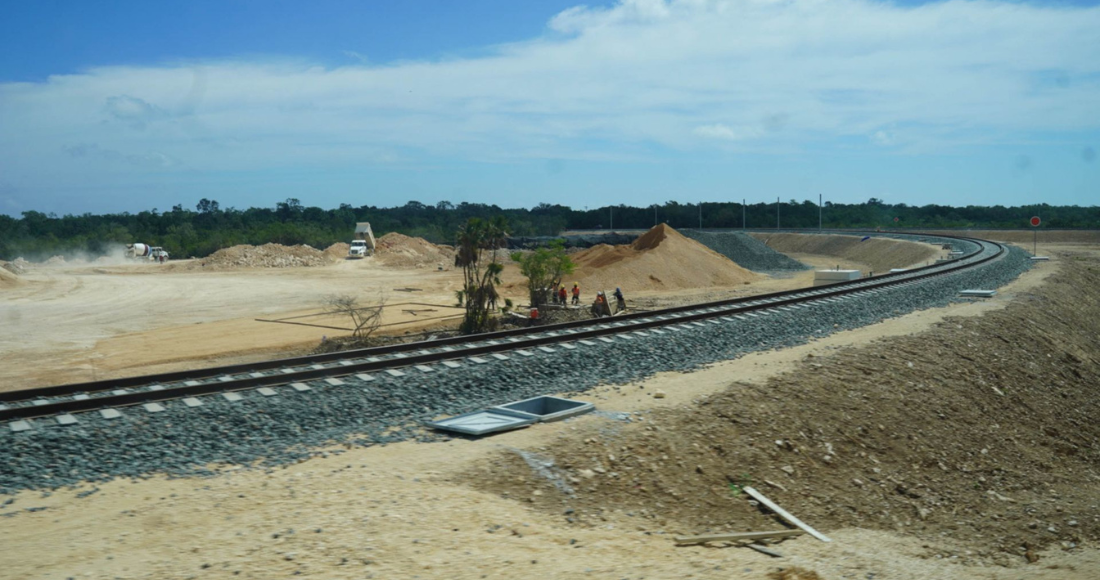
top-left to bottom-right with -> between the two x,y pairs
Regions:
0,242 -> 1030,496
681,230 -> 810,272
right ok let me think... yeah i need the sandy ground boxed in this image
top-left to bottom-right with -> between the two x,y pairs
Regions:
4,249 -> 1097,579
0,233 -> 938,393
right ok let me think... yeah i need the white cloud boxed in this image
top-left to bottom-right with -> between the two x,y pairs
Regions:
1,0 -> 1098,188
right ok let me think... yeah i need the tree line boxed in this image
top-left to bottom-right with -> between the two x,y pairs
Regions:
1,197 -> 1097,260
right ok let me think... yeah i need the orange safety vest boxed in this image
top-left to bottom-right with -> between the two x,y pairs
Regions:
572,286 -> 579,296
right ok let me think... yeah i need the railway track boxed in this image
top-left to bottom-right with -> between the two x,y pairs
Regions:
1,232 -> 1006,430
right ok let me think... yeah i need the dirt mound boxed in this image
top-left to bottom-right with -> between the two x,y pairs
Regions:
43,255 -> 66,266
570,224 -> 759,293
751,233 -> 939,272
473,253 -> 1100,563
375,233 -> 455,269
323,242 -> 350,261
201,244 -> 327,269
0,263 -> 21,287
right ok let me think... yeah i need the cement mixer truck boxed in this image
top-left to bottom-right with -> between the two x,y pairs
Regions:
126,243 -> 169,262
348,222 -> 376,259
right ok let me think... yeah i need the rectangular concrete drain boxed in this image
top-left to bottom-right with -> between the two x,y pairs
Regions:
57,414 -> 79,426
257,387 -> 278,397
415,365 -> 435,373
100,409 -> 123,419
355,373 -> 375,382
468,357 -> 490,364
442,360 -> 462,369
425,409 -> 535,436
10,420 -> 32,432
491,353 -> 510,361
325,378 -> 346,386
495,395 -> 594,422
290,383 -> 311,392
183,397 -> 203,407
144,403 -> 167,413
222,392 -> 244,402
385,369 -> 406,377
960,289 -> 996,298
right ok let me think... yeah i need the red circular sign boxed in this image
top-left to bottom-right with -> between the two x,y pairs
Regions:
1030,216 -> 1041,227
894,217 -> 899,223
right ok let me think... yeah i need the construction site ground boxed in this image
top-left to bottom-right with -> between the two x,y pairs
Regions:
2,241 -> 1098,579
0,230 -> 941,392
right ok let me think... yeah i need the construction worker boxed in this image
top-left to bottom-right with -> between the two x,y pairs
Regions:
559,285 -> 568,306
593,291 -> 607,317
613,287 -> 625,311
571,282 -> 580,305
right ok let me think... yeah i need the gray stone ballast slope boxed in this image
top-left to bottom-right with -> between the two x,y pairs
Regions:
0,246 -> 1029,496
681,230 -> 810,272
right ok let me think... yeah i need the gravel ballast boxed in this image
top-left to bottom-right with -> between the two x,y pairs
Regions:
681,230 -> 810,272
0,239 -> 1030,496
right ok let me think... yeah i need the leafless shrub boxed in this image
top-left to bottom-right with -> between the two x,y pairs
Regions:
323,293 -> 386,338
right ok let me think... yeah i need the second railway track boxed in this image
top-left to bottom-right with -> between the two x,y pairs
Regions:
2,232 -> 1011,429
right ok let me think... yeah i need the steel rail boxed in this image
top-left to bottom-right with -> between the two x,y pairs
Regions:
0,233 -> 1003,422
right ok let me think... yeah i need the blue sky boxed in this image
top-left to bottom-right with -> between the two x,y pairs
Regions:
1,0 -> 1098,216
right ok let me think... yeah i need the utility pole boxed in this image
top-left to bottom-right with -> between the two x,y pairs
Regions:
819,194 -> 823,230
776,196 -> 780,229
610,206 -> 613,231
698,202 -> 703,229
654,205 -> 658,226
742,198 -> 746,230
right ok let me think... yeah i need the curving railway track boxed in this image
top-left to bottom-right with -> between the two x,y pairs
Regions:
1,232 -> 1006,429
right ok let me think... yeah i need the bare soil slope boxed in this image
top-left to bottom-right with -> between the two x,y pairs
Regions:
572,224 -> 759,292
472,250 -> 1100,565
750,233 -> 939,272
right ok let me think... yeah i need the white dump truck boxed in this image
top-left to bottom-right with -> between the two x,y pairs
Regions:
126,243 -> 169,261
348,222 -> 376,258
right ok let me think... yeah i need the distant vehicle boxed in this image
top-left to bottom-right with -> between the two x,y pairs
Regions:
125,243 -> 169,261
348,222 -> 376,259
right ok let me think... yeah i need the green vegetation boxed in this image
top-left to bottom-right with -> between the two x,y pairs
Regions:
1,197 -> 1097,260
511,240 -> 576,308
455,217 -> 509,334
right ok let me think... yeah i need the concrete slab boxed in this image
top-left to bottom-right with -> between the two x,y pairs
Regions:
468,357 -> 490,364
385,369 -> 406,377
649,328 -> 667,334
355,373 -> 375,382
417,349 -> 433,355
184,380 -> 201,386
143,403 -> 167,413
425,409 -> 535,436
537,346 -> 557,354
257,387 -> 278,397
392,353 -> 409,359
32,399 -> 49,406
495,395 -> 594,423
578,340 -> 597,346
415,364 -> 435,373
597,336 -> 615,343
491,353 -> 510,361
10,420 -> 32,432
183,397 -> 204,407
616,333 -> 634,340
222,392 -> 244,402
338,360 -> 352,366
690,321 -> 707,327
324,377 -> 346,386
311,363 -> 327,369
56,414 -> 79,426
366,357 -> 383,362
147,384 -> 165,391
73,394 -> 90,400
219,375 -> 236,381
290,383 -> 311,392
100,409 -> 123,420
559,343 -> 577,350
280,369 -> 296,374
440,346 -> 457,352
442,360 -> 462,369
249,372 -> 265,378
960,289 -> 996,298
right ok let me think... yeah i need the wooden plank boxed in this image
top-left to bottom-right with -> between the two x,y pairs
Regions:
743,486 -> 832,543
746,543 -> 784,558
674,529 -> 805,545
